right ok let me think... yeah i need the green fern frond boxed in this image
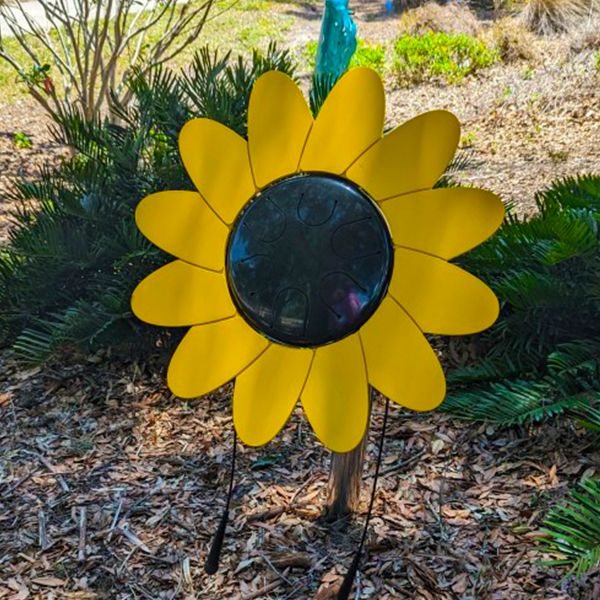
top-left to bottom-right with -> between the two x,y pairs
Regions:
446,172 -> 600,427
548,340 -> 600,379
181,43 -> 296,137
540,478 -> 600,576
568,394 -> 600,432
309,72 -> 338,116
441,379 -> 580,424
435,149 -> 475,189
537,174 -> 600,214
13,324 -> 56,364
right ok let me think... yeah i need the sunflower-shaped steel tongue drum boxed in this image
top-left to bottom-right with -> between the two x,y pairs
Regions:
131,67 -> 504,593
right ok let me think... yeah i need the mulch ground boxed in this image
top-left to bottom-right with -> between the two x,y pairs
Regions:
388,48 -> 600,216
0,100 -> 64,242
1,353 -> 599,599
1,1 -> 600,598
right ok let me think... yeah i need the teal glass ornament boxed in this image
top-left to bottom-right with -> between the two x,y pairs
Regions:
315,0 -> 357,84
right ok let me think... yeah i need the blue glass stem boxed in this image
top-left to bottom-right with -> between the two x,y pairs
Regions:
315,0 -> 357,85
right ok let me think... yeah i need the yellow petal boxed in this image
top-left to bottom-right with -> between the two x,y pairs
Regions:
300,68 -> 384,175
131,260 -> 235,326
248,71 -> 313,188
135,191 -> 228,270
381,188 -> 504,260
167,315 -> 269,398
346,110 -> 460,200
390,248 -> 499,335
301,334 -> 368,452
179,118 -> 255,225
360,297 -> 446,411
234,344 -> 313,446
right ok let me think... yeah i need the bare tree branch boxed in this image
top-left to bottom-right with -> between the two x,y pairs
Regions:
0,0 -> 217,120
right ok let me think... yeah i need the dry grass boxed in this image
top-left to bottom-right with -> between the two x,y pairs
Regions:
521,0 -> 597,34
569,16 -> 600,50
398,1 -> 482,36
487,17 -> 539,62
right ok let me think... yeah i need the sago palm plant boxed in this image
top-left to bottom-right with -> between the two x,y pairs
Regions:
0,43 -> 296,364
443,174 -> 600,428
540,478 -> 600,576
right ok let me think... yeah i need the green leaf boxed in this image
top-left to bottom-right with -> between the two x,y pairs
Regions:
539,479 -> 600,576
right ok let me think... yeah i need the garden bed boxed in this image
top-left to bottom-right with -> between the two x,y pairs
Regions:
1,0 -> 600,597
0,353 -> 598,599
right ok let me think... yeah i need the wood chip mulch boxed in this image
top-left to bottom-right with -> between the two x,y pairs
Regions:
0,99 -> 66,243
1,351 -> 599,599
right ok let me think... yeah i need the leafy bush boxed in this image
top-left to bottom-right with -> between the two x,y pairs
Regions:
442,174 -> 600,427
304,39 -> 386,75
540,478 -> 600,575
0,44 -> 296,364
393,32 -> 498,86
349,40 -> 386,73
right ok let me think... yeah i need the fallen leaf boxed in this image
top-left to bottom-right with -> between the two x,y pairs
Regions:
31,577 -> 66,587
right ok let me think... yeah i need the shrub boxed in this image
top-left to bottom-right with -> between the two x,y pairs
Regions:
0,0 -> 214,120
398,2 -> 482,37
393,32 -> 498,86
442,174 -> 600,426
521,0 -> 593,34
0,44 -> 296,364
304,39 -> 386,76
350,40 -> 386,73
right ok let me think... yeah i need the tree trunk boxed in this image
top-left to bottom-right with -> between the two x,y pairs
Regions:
324,397 -> 372,521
